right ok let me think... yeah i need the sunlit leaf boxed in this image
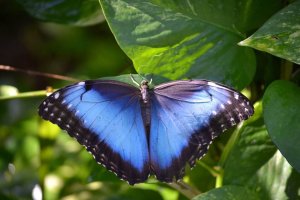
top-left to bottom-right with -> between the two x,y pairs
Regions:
247,151 -> 292,200
240,1 -> 300,64
99,0 -> 256,89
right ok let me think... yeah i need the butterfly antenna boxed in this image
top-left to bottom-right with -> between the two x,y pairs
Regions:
130,74 -> 140,86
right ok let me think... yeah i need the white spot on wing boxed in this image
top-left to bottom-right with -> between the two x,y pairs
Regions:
212,111 -> 217,115
238,113 -> 243,120
54,92 -> 60,99
227,100 -> 232,105
230,117 -> 236,125
207,81 -> 218,87
67,104 -> 73,109
220,104 -> 225,109
78,82 -> 85,86
234,93 -> 239,100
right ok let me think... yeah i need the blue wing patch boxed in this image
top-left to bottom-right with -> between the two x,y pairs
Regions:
149,80 -> 253,182
39,80 -> 149,184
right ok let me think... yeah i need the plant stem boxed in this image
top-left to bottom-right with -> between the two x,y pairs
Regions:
280,60 -> 293,80
197,160 -> 220,177
169,180 -> 201,199
219,123 -> 243,168
215,168 -> 224,188
215,123 -> 245,188
0,90 -> 47,100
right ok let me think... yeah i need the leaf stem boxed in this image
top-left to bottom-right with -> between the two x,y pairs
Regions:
215,168 -> 224,188
198,160 -> 224,188
0,90 -> 47,100
197,160 -> 220,177
219,123 -> 243,168
280,60 -> 293,80
169,180 -> 201,199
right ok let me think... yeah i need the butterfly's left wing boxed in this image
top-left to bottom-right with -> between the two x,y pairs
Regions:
149,80 -> 253,182
38,80 -> 149,185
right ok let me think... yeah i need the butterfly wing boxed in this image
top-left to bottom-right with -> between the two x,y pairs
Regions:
149,80 -> 253,182
38,80 -> 149,184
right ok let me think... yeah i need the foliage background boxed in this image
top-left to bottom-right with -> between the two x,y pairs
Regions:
0,0 -> 300,199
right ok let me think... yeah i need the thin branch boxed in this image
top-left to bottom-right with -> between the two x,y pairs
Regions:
0,65 -> 80,82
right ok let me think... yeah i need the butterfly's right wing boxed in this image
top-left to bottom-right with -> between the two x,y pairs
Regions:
149,80 -> 253,182
38,80 -> 150,184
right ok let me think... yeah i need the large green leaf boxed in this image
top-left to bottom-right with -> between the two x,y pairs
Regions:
16,0 -> 104,26
99,0 -> 256,89
192,185 -> 259,200
100,73 -> 169,87
247,151 -> 292,200
223,103 -> 277,185
240,1 -> 300,64
263,80 -> 300,172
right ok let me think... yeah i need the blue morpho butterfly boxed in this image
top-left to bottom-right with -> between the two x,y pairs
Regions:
38,74 -> 254,185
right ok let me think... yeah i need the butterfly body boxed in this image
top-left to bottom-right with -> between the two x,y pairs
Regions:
39,78 -> 253,185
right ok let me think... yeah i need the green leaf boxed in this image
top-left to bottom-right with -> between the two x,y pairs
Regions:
239,1 -> 300,64
100,73 -> 169,87
16,0 -> 104,26
119,188 -> 164,200
247,151 -> 292,200
192,185 -> 259,200
285,169 -> 300,199
223,102 -> 277,185
99,0 -> 256,89
263,80 -> 300,172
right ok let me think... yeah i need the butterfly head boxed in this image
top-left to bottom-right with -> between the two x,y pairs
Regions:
141,80 -> 148,86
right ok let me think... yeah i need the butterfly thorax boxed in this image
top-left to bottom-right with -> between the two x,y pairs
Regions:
140,80 -> 151,139
140,80 -> 149,104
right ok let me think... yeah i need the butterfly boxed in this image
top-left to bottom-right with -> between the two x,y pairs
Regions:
38,77 -> 254,185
